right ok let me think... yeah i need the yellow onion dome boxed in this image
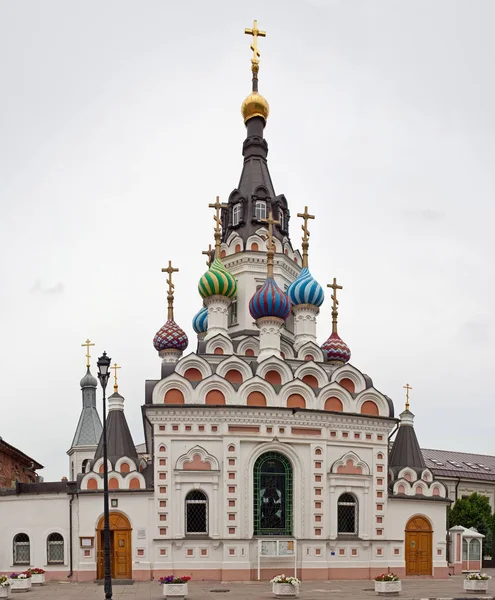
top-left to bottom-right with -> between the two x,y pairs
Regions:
198,257 -> 237,300
241,91 -> 270,124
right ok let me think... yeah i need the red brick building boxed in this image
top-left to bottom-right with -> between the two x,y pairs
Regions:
0,438 -> 43,489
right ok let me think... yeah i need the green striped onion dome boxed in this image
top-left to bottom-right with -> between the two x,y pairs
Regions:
198,257 -> 237,299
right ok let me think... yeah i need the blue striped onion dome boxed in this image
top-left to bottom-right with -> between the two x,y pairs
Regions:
192,306 -> 208,334
287,267 -> 325,307
321,331 -> 351,363
153,319 -> 188,352
198,258 -> 237,299
249,278 -> 292,321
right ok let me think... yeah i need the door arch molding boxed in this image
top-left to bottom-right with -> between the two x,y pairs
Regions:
96,511 -> 132,580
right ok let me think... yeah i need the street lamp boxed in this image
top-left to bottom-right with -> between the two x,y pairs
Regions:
97,351 -> 112,600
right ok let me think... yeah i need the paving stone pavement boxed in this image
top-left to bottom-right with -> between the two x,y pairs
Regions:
22,570 -> 495,600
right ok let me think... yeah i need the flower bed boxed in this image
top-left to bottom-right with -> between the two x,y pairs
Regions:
271,575 -> 300,598
0,577 -> 11,598
159,576 -> 190,598
464,572 -> 490,594
28,569 -> 45,585
9,573 -> 31,593
374,573 -> 401,596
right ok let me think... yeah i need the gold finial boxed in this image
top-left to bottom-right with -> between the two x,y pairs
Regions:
327,278 -> 343,334
403,383 -> 413,411
202,244 -> 213,266
81,338 -> 95,369
260,210 -> 280,279
245,19 -> 266,82
297,206 -> 315,268
161,261 -> 179,320
111,363 -> 121,393
208,196 -> 228,258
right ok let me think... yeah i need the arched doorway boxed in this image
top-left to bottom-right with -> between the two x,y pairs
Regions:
405,516 -> 432,576
97,512 -> 132,580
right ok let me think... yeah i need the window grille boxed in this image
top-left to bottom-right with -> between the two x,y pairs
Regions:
255,201 -> 267,221
337,493 -> 358,535
185,490 -> 208,535
254,452 -> 293,536
232,203 -> 242,226
13,533 -> 30,564
47,533 -> 64,564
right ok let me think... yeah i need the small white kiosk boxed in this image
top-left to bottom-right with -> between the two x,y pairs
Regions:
449,525 -> 484,574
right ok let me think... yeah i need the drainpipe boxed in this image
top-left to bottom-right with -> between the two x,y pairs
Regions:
455,477 -> 461,502
68,493 -> 75,578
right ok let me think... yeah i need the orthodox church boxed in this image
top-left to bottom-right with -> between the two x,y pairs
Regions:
0,22 -> 450,582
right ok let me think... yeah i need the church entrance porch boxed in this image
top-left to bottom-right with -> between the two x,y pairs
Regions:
405,516 -> 432,576
97,511 -> 132,580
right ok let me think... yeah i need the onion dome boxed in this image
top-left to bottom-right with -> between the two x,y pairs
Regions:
241,91 -> 269,124
287,267 -> 324,307
153,319 -> 188,352
192,306 -> 208,335
322,331 -> 351,364
198,257 -> 237,299
80,368 -> 97,388
249,278 -> 292,321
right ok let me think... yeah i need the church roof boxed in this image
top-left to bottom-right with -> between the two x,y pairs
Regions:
70,406 -> 102,448
94,392 -> 138,465
422,448 -> 495,482
389,410 -> 426,470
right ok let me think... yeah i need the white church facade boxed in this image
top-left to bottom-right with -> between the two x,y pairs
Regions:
0,22 -> 452,582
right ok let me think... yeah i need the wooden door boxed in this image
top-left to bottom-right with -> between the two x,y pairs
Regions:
405,516 -> 432,576
113,530 -> 131,579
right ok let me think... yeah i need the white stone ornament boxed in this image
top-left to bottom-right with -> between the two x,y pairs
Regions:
272,582 -> 299,597
162,582 -> 188,597
464,579 -> 489,593
374,580 -> 402,595
10,578 -> 32,592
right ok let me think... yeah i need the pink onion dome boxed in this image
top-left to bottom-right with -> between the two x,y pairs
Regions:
249,277 -> 292,321
153,319 -> 188,352
321,331 -> 351,364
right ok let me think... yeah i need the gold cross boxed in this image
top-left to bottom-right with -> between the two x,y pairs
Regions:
162,261 -> 179,320
327,278 -> 343,334
202,244 -> 213,266
245,20 -> 266,67
260,210 -> 280,278
208,196 -> 228,257
112,363 -> 121,393
81,338 -> 95,369
297,206 -> 315,268
403,383 -> 413,411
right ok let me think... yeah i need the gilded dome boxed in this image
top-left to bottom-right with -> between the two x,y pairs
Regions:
241,91 -> 270,123
198,258 -> 237,300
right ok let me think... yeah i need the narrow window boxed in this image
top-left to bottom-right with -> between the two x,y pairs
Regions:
279,209 -> 285,230
337,493 -> 358,535
81,459 -> 90,473
255,201 -> 267,221
185,490 -> 208,535
13,533 -> 30,564
232,203 -> 242,226
229,299 -> 238,326
47,533 -> 64,564
253,452 -> 293,536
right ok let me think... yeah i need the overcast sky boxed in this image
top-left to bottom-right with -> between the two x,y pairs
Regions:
1,1 -> 494,481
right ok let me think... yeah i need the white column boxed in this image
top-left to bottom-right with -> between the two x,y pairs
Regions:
256,316 -> 284,361
292,304 -> 319,351
204,295 -> 231,340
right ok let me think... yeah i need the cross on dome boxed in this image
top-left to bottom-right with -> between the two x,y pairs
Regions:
328,277 -> 343,334
245,19 -> 266,77
112,363 -> 121,393
208,196 -> 228,258
297,206 -> 315,268
202,244 -> 213,266
260,210 -> 280,279
81,338 -> 95,368
161,261 -> 179,320
403,383 -> 413,411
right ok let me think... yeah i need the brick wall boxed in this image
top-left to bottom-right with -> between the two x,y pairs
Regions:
0,448 -> 37,489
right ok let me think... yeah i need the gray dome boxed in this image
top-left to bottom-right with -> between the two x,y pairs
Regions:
80,368 -> 98,388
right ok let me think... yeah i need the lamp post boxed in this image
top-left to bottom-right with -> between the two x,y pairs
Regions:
97,351 -> 112,600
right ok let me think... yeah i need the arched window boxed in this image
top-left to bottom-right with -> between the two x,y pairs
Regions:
81,459 -> 90,473
253,452 -> 293,536
232,203 -> 242,226
13,533 -> 30,564
279,209 -> 285,231
337,493 -> 358,535
254,201 -> 267,221
47,533 -> 64,564
185,490 -> 208,535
